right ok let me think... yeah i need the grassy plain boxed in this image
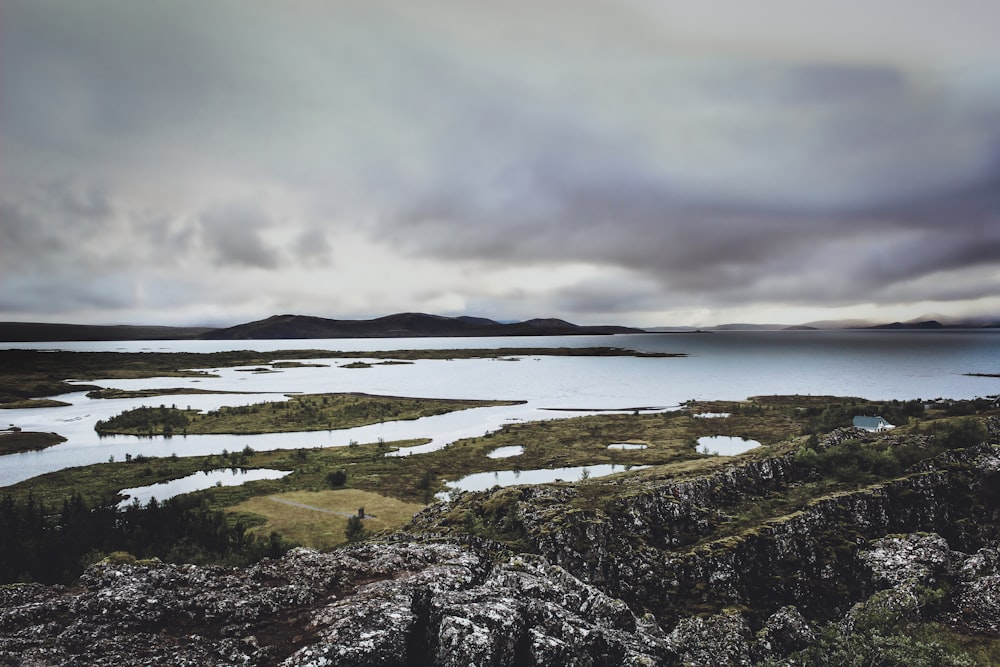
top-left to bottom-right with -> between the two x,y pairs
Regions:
228,489 -> 426,549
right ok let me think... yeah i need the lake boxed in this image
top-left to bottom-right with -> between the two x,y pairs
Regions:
2,330 -> 998,487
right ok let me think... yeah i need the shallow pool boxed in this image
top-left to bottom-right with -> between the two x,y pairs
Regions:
696,435 -> 761,456
438,463 -> 647,499
118,468 -> 291,508
487,445 -> 524,459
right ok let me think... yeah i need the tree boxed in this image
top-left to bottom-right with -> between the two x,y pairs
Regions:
344,515 -> 366,542
326,469 -> 347,488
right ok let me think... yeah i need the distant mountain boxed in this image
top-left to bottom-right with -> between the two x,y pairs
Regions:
802,319 -> 877,329
0,314 -> 639,342
200,313 -> 642,340
708,323 -> 790,331
646,323 -> 805,332
0,322 -> 213,342
867,320 -> 944,330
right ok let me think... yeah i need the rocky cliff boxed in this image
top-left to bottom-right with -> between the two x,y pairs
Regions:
2,428 -> 998,665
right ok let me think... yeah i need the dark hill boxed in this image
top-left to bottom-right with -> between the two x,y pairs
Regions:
0,322 -> 213,343
868,320 -> 944,330
201,313 -> 642,340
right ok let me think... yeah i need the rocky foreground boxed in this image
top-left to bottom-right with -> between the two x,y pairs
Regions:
1,533 -> 997,665
2,428 -> 999,665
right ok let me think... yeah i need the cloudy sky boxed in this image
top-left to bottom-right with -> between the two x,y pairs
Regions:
3,0 -> 999,327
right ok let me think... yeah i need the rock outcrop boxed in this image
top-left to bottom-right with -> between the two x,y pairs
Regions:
2,436 -> 998,665
0,541 -> 677,666
413,435 -> 999,627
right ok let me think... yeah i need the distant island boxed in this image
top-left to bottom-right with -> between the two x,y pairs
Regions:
0,313 -> 642,342
2,312 -> 998,342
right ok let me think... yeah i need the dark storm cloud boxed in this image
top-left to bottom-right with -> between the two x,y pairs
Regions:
3,0 -> 1000,324
292,228 -> 334,267
374,56 -> 1000,310
198,202 -> 283,270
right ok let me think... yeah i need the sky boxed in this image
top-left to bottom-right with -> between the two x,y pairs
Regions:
2,0 -> 1000,328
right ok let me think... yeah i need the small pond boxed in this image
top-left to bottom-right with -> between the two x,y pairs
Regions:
437,463 -> 648,499
118,468 -> 291,508
607,443 -> 648,450
696,435 -> 761,456
487,445 -> 524,459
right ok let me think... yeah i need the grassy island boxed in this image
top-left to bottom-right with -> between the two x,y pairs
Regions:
0,430 -> 67,455
94,393 -> 524,436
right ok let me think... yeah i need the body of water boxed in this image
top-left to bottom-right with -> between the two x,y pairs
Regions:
438,463 -> 647,498
2,330 -> 998,487
117,468 -> 291,508
697,435 -> 762,456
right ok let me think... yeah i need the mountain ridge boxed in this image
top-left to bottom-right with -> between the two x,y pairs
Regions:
0,313 -> 641,342
2,312 -> 997,342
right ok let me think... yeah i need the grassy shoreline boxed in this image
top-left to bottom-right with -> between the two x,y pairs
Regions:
0,346 -> 683,407
94,393 -> 525,436
3,394 -> 996,553
0,431 -> 67,455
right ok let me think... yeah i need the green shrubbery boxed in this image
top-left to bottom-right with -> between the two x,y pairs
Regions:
344,514 -> 366,542
795,418 -> 988,483
764,626 -> 984,667
95,404 -> 191,436
799,400 -> 925,435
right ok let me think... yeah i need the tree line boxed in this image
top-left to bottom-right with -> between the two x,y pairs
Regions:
0,492 -> 290,585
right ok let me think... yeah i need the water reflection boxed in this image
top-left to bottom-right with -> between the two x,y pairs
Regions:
486,445 -> 524,458
117,468 -> 290,508
438,463 -> 648,498
696,435 -> 761,456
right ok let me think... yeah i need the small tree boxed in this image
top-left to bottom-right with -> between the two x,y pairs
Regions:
345,515 -> 366,542
326,469 -> 347,488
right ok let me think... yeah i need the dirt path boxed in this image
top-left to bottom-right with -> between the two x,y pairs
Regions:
266,495 -> 373,518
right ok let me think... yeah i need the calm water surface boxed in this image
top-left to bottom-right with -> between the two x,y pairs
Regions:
2,331 -> 998,487
117,468 -> 291,508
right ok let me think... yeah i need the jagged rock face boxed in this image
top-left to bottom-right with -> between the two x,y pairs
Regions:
846,531 -> 1000,638
665,609 -> 754,666
0,543 -> 675,666
3,436 -> 998,665
755,606 -> 815,656
443,442 -> 1000,625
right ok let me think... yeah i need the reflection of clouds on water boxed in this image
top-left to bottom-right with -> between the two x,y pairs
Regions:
487,445 -> 524,459
696,436 -> 761,456
439,464 -> 649,498
117,468 -> 290,508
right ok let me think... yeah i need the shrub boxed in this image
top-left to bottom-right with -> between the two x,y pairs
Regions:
344,515 -> 366,542
326,469 -> 347,488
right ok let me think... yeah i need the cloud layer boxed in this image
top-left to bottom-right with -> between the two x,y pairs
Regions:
3,0 -> 999,326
